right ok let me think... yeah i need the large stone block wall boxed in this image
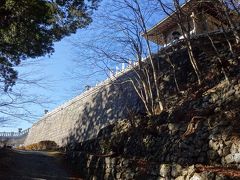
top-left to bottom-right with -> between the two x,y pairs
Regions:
24,48 -> 192,147
67,151 -> 236,180
70,80 -> 240,162
24,45 -> 239,148
24,71 -> 143,146
66,79 -> 240,179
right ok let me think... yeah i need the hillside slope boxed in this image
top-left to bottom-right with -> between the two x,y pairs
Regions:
66,43 -> 240,179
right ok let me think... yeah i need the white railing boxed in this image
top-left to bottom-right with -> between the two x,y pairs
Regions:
0,128 -> 30,137
80,60 -> 142,93
33,58 -> 146,124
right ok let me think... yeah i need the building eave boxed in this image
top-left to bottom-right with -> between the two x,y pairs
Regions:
145,0 -> 193,35
144,0 -> 216,45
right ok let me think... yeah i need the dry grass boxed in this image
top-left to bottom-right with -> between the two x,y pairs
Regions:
17,141 -> 58,151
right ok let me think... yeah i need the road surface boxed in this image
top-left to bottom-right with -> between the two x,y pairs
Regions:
0,149 -> 81,180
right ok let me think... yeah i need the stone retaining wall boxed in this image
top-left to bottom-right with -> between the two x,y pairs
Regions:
24,46 -> 239,149
65,78 -> 240,179
68,79 -> 240,167
68,151 -> 235,180
24,71 -> 143,146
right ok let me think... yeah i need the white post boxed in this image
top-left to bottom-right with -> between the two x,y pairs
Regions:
128,60 -> 132,66
121,63 -> 125,71
109,70 -> 114,78
115,66 -> 119,75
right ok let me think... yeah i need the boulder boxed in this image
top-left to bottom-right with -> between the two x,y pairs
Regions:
159,164 -> 171,177
171,164 -> 182,177
233,153 -> 240,163
225,154 -> 234,164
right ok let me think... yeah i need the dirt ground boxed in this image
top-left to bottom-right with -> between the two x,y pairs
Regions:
0,148 -> 82,180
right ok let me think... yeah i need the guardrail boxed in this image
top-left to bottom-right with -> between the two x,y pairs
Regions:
0,128 -> 30,137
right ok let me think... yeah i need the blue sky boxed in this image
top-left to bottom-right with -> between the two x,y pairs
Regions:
0,0 -> 165,132
0,38 -> 80,131
0,33 -> 108,131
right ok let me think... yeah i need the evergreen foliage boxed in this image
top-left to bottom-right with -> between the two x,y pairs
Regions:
0,0 -> 100,91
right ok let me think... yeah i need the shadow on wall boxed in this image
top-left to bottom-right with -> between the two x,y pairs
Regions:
66,77 -> 240,179
62,49 -> 197,149
69,152 -> 158,179
63,71 -> 144,148
62,47 -> 224,148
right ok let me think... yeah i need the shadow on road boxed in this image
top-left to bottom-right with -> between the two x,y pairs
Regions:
0,148 -> 82,180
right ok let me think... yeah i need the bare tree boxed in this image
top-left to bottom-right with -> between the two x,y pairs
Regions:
157,0 -> 202,85
218,0 -> 240,44
196,0 -> 240,83
229,0 -> 240,15
120,0 -> 164,114
0,60 -> 52,126
71,0 -> 165,116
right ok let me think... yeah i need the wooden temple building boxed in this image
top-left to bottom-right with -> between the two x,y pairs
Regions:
145,0 -> 240,47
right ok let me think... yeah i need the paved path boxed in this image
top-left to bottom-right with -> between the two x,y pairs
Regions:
0,149 -> 81,180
